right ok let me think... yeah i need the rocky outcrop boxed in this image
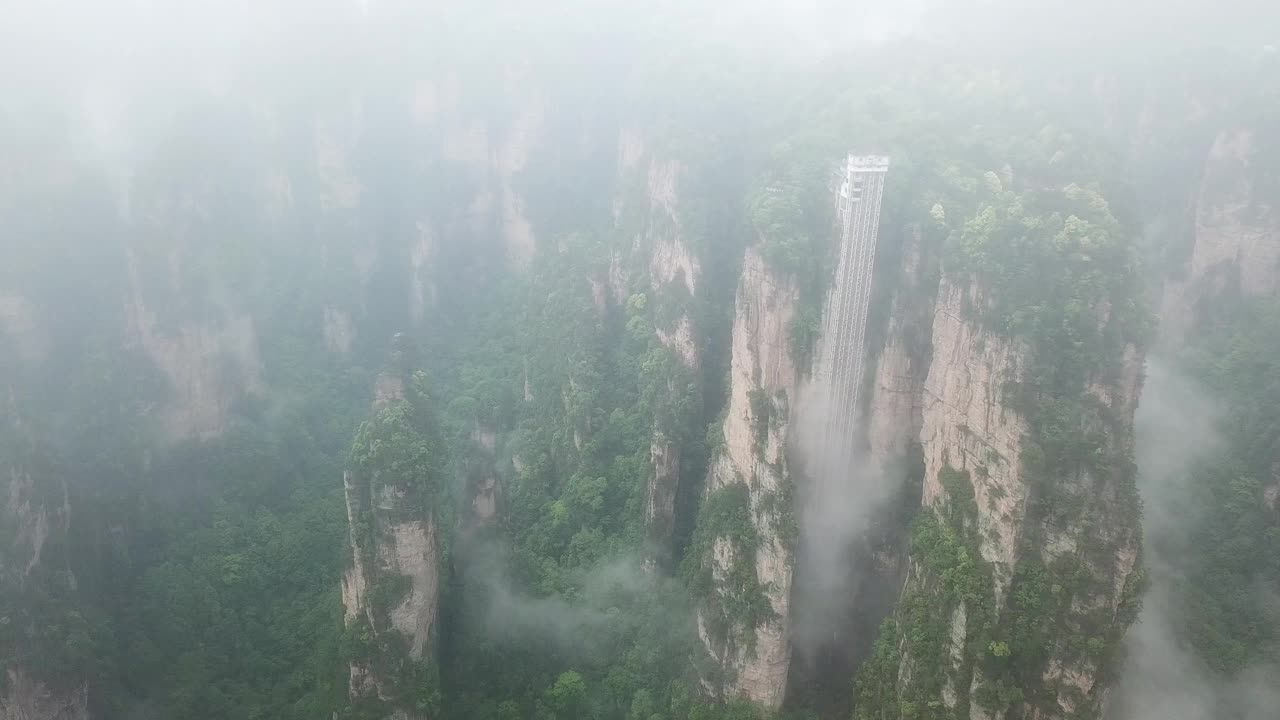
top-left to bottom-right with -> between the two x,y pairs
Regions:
127,302 -> 263,441
920,280 -> 1031,602
865,227 -> 934,476
461,424 -> 500,529
649,229 -> 700,367
417,73 -> 542,269
1160,128 -> 1280,343
323,306 -> 355,354
694,247 -> 798,709
0,295 -> 47,364
612,130 -> 703,570
874,272 -> 1145,720
124,250 -> 264,441
1,407 -> 87,720
644,232 -> 700,570
342,370 -> 444,719
6,466 -> 72,579
409,221 -> 435,326
0,669 -> 88,720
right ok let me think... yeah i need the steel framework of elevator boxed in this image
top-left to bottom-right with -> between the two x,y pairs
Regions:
814,154 -> 890,451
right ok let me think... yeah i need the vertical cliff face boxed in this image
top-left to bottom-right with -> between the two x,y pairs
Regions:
918,281 -> 1032,605
120,179 -> 267,441
861,271 -> 1145,719
856,172 -> 1150,720
415,73 -> 543,269
1160,128 -> 1280,343
0,400 -> 89,720
342,369 -> 446,719
865,226 -> 935,481
0,467 -> 90,720
611,129 -> 703,570
124,272 -> 264,441
408,221 -> 435,327
0,669 -> 89,720
462,424 -> 500,529
1111,116 -> 1280,720
691,247 -> 798,709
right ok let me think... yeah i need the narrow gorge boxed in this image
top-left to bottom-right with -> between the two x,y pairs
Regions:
1,4 -> 1278,720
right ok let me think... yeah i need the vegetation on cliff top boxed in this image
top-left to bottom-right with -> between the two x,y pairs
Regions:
2,6 -> 1279,720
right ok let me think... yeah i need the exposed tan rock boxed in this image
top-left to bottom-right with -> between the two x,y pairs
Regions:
651,234 -> 698,296
0,295 -> 47,363
648,159 -> 682,226
920,278 -> 1029,602
654,314 -> 699,370
698,247 -> 799,709
323,306 -> 354,354
342,374 -> 441,716
471,476 -> 498,523
644,434 -> 680,571
0,669 -> 88,720
373,374 -> 406,407
865,227 -> 930,474
6,467 -> 71,577
589,277 -> 608,315
1160,128 -> 1280,343
940,603 -> 967,708
465,425 -> 501,527
607,251 -> 631,305
381,517 -> 440,659
409,220 -> 436,325
341,470 -> 371,625
2,418 -> 83,720
433,71 -> 542,268
611,134 -> 702,569
894,271 -> 1145,717
125,290 -> 263,440
121,242 -> 264,441
497,101 -> 540,268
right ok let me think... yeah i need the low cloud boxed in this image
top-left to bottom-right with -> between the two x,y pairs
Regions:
789,379 -> 897,660
1111,358 -> 1277,720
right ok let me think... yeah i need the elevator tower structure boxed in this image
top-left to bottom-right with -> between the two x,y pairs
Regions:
814,154 -> 890,450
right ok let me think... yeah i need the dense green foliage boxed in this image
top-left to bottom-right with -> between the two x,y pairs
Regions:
682,482 -> 774,656
339,366 -> 449,720
1,6 -> 1278,720
854,468 -> 993,720
848,52 -> 1165,718
1173,298 -> 1280,674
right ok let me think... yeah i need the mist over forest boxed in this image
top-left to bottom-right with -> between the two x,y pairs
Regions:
1,2 -> 1278,720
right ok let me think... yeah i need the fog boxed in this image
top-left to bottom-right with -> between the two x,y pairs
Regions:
1111,359 -> 1227,718
459,537 -> 690,653
790,382 -> 895,657
3,1 -> 1280,719
1111,359 -> 1280,720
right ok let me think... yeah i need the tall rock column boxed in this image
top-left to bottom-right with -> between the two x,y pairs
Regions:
341,361 -> 447,720
0,394 -> 90,720
1159,127 -> 1280,344
612,129 -> 703,571
643,231 -> 700,571
0,463 -> 90,720
864,226 -> 936,477
688,246 -> 799,710
857,184 -> 1148,720
1112,120 -> 1280,720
